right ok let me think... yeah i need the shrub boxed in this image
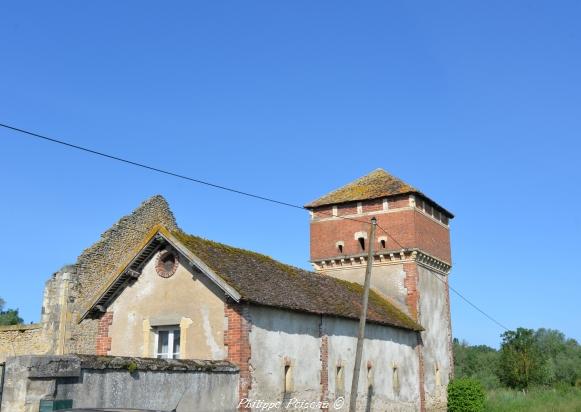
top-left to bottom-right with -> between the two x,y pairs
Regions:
448,378 -> 485,412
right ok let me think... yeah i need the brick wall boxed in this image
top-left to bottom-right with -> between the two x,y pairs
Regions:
403,263 -> 420,321
96,312 -> 113,355
310,197 -> 451,262
224,302 -> 252,409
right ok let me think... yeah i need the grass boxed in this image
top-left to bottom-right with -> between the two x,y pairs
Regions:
485,386 -> 581,412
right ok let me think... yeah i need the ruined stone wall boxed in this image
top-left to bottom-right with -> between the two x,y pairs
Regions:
64,195 -> 178,355
0,325 -> 49,363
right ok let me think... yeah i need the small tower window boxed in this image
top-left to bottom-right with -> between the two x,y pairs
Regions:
380,239 -> 386,249
358,237 -> 365,251
338,244 -> 343,254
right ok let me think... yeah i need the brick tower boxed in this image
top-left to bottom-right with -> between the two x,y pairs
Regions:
305,168 -> 454,410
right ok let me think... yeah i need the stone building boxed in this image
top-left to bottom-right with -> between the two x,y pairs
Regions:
0,169 -> 454,411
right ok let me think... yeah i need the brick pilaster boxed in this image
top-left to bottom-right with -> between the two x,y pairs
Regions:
224,302 -> 252,410
319,317 -> 329,410
96,312 -> 113,355
403,262 -> 420,321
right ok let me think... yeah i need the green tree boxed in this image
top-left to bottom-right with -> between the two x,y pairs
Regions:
497,328 -> 548,390
0,297 -> 23,326
535,328 -> 581,386
453,338 -> 500,389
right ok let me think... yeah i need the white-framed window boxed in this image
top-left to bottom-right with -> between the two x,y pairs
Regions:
153,326 -> 181,359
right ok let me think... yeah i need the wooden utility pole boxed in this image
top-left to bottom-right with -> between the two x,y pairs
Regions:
349,217 -> 377,412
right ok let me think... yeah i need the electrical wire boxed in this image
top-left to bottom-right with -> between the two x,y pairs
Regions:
0,121 -> 510,331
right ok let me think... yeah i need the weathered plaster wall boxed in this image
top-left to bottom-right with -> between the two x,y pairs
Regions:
248,306 -> 322,405
67,195 -> 178,355
418,266 -> 452,411
0,325 -> 49,363
248,306 -> 419,412
107,253 -> 226,360
0,355 -> 238,412
318,263 -> 408,313
0,362 -> 4,406
325,317 -> 419,412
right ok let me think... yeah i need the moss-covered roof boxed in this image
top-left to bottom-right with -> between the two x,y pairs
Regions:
305,168 -> 453,217
173,230 -> 422,331
305,169 -> 416,208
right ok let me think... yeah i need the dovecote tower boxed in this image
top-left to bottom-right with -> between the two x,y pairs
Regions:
305,168 -> 455,410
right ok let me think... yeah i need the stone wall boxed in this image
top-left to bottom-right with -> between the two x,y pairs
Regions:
0,354 -> 239,412
64,195 -> 178,355
0,325 -> 49,363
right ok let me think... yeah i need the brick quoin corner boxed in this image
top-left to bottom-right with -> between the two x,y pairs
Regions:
96,312 -> 113,355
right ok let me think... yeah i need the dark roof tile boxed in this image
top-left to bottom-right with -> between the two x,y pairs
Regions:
173,230 -> 422,331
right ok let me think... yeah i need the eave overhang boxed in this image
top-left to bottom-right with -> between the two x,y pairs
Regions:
79,225 -> 241,321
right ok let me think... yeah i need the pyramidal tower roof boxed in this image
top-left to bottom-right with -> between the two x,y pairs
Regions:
305,168 -> 453,217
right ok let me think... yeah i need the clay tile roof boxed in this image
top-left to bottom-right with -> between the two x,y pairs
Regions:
304,168 -> 453,217
173,230 -> 423,331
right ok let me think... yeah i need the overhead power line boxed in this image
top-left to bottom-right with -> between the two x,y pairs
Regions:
0,121 -> 510,331
0,123 -> 304,211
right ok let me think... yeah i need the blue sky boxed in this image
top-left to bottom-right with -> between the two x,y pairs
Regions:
1,1 -> 579,348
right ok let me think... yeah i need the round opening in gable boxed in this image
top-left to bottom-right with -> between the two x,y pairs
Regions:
156,250 -> 178,278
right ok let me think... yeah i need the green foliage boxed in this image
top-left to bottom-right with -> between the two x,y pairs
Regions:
497,328 -> 549,390
448,378 -> 485,412
126,360 -> 138,374
484,386 -> 581,412
0,297 -> 23,326
454,338 -> 501,389
534,328 -> 581,386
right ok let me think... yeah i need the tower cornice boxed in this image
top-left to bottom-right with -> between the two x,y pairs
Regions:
311,248 -> 451,276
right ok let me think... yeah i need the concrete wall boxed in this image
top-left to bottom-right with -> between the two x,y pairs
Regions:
0,325 -> 49,363
248,306 -> 420,412
418,266 -> 452,411
108,252 -> 226,360
0,355 -> 238,412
